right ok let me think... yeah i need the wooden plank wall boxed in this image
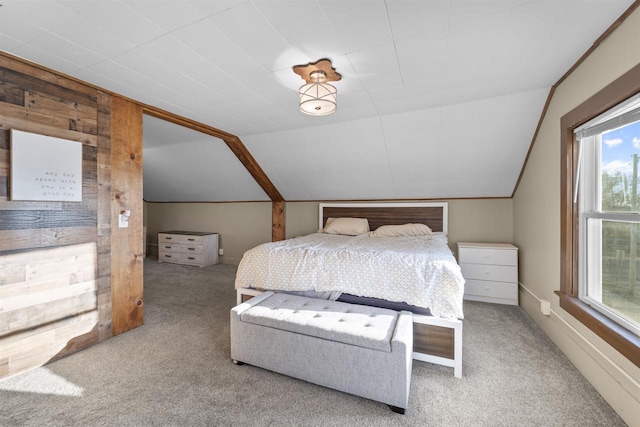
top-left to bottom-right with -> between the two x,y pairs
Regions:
0,243 -> 99,377
0,54 -> 115,378
110,96 -> 144,336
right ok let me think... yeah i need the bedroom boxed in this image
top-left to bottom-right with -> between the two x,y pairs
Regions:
0,1 -> 639,425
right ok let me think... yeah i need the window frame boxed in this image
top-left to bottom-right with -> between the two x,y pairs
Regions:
577,123 -> 640,337
581,214 -> 640,337
559,63 -> 640,368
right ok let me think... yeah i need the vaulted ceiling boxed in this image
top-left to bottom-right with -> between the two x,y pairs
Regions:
0,0 -> 635,201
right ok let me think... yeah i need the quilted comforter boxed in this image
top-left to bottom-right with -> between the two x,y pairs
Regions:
235,233 -> 464,320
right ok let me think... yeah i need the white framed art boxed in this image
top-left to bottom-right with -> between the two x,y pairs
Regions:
10,129 -> 83,202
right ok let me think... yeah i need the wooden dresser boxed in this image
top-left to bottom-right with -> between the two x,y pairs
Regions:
158,231 -> 219,267
457,242 -> 518,305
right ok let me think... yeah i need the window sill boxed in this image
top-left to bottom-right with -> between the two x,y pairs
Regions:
556,291 -> 640,368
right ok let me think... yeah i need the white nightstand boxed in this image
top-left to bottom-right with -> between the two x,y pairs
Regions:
457,242 -> 518,305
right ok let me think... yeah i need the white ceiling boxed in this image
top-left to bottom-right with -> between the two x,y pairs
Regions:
0,0 -> 634,201
143,115 -> 269,201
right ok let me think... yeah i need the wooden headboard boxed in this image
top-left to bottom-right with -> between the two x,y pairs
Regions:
319,202 -> 448,233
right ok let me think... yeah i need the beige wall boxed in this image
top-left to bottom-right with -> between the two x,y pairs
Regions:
146,199 -> 513,265
513,8 -> 640,427
286,199 -> 513,257
145,202 -> 272,264
284,202 -> 320,238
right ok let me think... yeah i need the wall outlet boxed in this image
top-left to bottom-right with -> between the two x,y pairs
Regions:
219,248 -> 224,256
541,299 -> 551,316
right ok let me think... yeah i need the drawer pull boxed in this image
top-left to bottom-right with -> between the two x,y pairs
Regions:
188,247 -> 195,251
188,238 -> 195,241
165,237 -> 172,240
165,246 -> 171,249
188,257 -> 195,260
165,255 -> 172,258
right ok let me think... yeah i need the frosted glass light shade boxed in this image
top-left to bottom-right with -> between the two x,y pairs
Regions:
299,82 -> 337,115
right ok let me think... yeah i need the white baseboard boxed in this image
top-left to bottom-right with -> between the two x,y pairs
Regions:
518,283 -> 640,426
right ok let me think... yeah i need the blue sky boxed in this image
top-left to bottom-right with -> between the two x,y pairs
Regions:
601,120 -> 640,175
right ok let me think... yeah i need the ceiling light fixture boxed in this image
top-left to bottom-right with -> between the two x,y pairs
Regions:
293,58 -> 341,116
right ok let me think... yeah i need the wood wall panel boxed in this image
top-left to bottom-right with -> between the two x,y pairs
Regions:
0,282 -> 97,335
0,53 -> 115,379
0,61 -> 97,103
0,201 -> 63,211
25,91 -> 98,134
0,103 -> 98,146
0,243 -> 98,376
96,92 -> 112,342
110,96 -> 143,336
0,81 -> 25,106
0,64 -> 99,253
1,311 -> 98,374
0,227 -> 96,252
0,210 -> 97,230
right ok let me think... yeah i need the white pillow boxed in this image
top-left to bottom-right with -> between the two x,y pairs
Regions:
322,217 -> 370,236
318,217 -> 336,233
370,223 -> 432,237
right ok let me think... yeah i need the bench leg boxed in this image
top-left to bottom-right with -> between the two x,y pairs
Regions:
389,405 -> 405,415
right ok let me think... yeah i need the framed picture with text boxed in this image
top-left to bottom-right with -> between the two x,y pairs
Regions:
10,129 -> 83,202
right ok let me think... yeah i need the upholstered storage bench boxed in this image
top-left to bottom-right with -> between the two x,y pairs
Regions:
230,291 -> 413,413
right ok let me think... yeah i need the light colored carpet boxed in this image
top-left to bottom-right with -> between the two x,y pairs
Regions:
0,259 -> 625,426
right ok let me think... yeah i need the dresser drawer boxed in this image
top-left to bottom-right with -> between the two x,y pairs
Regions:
158,251 -> 205,263
464,279 -> 518,303
179,244 -> 204,254
159,251 -> 179,263
159,243 -> 204,254
179,253 -> 205,265
458,247 -> 517,266
159,243 -> 181,253
158,233 -> 204,245
460,263 -> 517,283
157,231 -> 219,267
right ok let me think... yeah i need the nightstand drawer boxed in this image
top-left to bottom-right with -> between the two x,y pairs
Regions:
464,279 -> 518,305
458,248 -> 517,266
460,263 -> 517,283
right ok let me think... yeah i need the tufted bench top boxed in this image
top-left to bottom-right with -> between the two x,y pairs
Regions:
240,293 -> 399,352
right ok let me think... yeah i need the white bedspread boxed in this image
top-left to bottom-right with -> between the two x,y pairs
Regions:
235,233 -> 465,320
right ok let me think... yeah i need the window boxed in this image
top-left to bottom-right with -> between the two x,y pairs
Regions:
576,95 -> 640,338
559,63 -> 640,368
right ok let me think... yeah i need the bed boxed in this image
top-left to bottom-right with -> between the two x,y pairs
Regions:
235,202 -> 464,378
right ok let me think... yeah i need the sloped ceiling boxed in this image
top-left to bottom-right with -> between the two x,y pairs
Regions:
0,0 -> 634,201
143,115 -> 269,201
